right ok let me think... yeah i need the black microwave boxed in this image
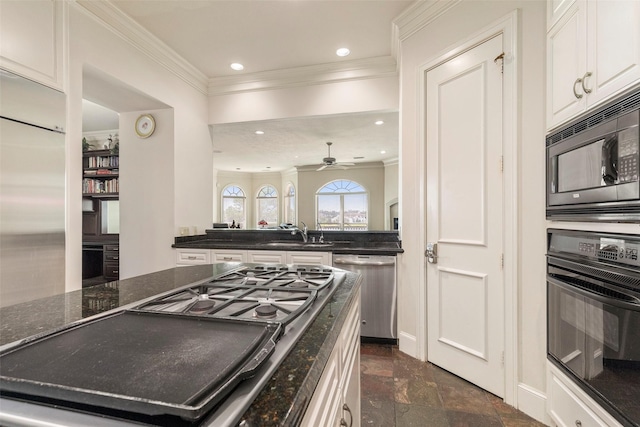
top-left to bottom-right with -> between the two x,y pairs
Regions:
546,87 -> 640,222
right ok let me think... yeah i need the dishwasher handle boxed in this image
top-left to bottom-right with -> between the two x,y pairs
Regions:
333,257 -> 395,267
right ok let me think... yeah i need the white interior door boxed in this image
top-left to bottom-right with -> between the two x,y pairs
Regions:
425,34 -> 505,397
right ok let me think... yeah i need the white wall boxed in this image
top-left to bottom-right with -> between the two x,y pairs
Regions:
397,0 -> 548,418
208,76 -> 399,124
119,109 -> 174,278
67,4 -> 212,289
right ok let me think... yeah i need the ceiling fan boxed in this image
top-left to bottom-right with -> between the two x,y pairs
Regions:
316,142 -> 355,171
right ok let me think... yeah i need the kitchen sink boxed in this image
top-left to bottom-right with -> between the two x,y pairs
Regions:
258,242 -> 334,248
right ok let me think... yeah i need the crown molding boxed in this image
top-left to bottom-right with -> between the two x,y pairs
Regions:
75,0 -> 209,94
394,0 -> 461,41
383,157 -> 399,167
208,56 -> 398,96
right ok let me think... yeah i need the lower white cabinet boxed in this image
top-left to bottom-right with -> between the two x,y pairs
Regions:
302,288 -> 360,427
547,363 -> 622,427
175,248 -> 330,266
246,250 -> 285,264
211,249 -> 247,263
286,251 -> 330,266
175,248 -> 211,266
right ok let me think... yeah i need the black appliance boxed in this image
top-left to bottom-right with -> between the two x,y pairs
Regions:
547,229 -> 640,426
546,86 -> 640,221
0,265 -> 342,427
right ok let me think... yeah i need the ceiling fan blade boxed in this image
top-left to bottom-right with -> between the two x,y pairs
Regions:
316,164 -> 328,171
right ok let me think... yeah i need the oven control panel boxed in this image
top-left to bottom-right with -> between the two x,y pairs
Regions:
550,231 -> 640,268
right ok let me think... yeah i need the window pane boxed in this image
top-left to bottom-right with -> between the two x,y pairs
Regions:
344,193 -> 368,230
257,198 -> 278,226
318,194 -> 341,230
223,198 -> 245,225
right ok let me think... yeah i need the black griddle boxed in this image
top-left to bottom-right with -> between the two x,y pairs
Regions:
0,310 -> 281,421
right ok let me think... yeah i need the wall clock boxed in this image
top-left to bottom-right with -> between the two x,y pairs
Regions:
135,114 -> 155,138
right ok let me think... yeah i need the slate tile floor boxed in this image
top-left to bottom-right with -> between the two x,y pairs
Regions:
360,343 -> 548,427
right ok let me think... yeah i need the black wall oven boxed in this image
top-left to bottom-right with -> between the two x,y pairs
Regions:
546,87 -> 640,222
547,229 -> 640,426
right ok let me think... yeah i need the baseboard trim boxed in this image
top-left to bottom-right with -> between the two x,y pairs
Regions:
517,383 -> 548,425
398,331 -> 418,358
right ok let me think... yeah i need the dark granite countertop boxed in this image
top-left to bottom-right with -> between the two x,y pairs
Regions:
173,229 -> 403,255
0,263 -> 362,427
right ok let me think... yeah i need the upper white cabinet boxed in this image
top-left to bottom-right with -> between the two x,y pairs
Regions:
0,0 -> 65,90
547,0 -> 640,130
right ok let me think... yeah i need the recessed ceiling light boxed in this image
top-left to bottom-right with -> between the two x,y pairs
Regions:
336,48 -> 350,57
381,150 -> 387,154
230,63 -> 244,71
375,120 -> 384,125
255,130 -> 264,135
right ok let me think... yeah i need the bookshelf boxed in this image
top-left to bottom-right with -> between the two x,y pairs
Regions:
83,149 -> 119,196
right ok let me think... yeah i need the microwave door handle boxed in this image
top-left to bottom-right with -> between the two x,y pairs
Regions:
602,136 -> 618,185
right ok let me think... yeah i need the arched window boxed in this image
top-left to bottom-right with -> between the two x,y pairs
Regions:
284,183 -> 296,225
317,180 -> 368,231
256,185 -> 278,227
221,185 -> 246,227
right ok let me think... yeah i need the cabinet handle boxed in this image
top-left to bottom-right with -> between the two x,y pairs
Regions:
187,256 -> 197,260
581,71 -> 592,94
223,257 -> 233,260
113,270 -> 118,274
340,404 -> 353,427
573,78 -> 584,99
113,256 -> 119,260
575,421 -> 582,427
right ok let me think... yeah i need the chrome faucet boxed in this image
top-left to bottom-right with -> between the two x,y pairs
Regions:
291,221 -> 308,243
317,222 -> 324,243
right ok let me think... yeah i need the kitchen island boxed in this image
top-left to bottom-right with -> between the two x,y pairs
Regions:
0,263 -> 362,427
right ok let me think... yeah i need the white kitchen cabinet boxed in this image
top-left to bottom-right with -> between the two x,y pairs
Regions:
175,248 -> 211,266
246,250 -> 286,264
547,363 -> 623,427
301,288 -> 360,427
211,249 -> 247,263
547,0 -> 640,130
0,0 -> 65,90
286,251 -> 330,266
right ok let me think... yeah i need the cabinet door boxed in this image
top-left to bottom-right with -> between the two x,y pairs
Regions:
300,345 -> 342,427
175,249 -> 211,266
547,0 -> 587,130
247,250 -> 285,264
211,249 -> 247,263
586,0 -> 640,106
340,294 -> 361,427
0,0 -> 64,89
286,251 -> 330,266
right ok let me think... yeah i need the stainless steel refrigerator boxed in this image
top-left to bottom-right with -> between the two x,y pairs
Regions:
0,69 -> 66,307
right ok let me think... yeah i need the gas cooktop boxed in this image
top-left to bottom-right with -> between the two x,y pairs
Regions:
133,265 -> 335,325
0,264 -> 345,427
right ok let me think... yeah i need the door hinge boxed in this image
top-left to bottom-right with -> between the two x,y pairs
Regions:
501,351 -> 505,367
494,52 -> 505,74
500,254 -> 504,269
500,156 -> 504,172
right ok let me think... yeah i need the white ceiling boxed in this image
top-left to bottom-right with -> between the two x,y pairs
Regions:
88,1 -> 412,171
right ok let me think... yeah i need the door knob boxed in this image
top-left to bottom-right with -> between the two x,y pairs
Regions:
425,242 -> 438,263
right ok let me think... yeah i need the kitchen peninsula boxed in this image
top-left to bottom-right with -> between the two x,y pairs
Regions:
173,229 -> 403,256
0,263 -> 362,427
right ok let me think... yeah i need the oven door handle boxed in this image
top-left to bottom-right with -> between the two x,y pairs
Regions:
548,275 -> 640,311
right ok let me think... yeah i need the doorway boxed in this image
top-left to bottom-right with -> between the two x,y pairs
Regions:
418,11 -> 519,404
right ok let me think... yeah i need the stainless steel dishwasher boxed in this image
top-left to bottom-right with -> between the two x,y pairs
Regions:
333,254 -> 397,341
